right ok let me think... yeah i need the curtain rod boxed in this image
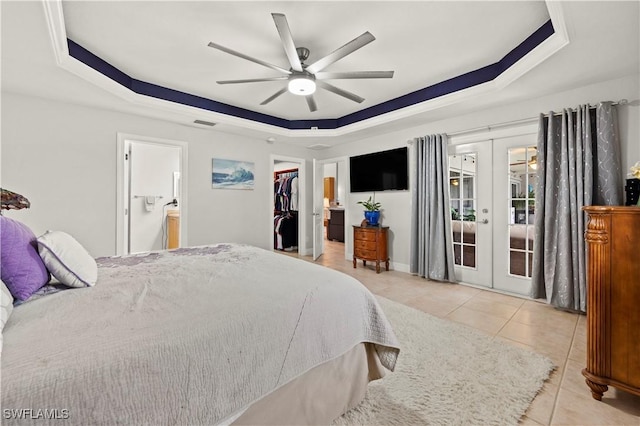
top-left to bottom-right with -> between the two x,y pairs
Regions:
440,99 -> 629,138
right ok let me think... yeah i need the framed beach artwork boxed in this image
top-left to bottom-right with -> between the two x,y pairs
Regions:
212,158 -> 255,190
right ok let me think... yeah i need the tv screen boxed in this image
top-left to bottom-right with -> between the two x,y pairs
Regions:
350,147 -> 409,193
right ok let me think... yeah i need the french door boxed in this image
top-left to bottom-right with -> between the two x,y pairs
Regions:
492,135 -> 537,295
448,135 -> 536,296
448,142 -> 492,287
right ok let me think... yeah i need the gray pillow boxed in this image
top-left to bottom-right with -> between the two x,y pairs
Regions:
37,231 -> 98,288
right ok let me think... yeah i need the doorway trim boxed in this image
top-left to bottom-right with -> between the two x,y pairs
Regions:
270,155 -> 306,255
116,132 -> 189,256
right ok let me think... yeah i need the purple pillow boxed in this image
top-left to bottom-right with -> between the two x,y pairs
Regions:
0,216 -> 50,300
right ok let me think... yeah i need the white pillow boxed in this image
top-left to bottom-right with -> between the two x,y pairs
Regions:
1,279 -> 14,352
37,231 -> 97,288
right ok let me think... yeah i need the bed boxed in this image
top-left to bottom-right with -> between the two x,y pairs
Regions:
1,224 -> 400,425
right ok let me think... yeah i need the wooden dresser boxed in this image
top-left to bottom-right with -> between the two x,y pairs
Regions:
353,225 -> 389,273
582,206 -> 640,400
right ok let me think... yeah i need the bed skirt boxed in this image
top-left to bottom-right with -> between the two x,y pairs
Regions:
229,343 -> 385,425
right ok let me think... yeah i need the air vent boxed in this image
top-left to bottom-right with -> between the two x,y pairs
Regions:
307,144 -> 330,150
193,119 -> 216,126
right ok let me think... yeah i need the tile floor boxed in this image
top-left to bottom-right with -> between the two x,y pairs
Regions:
292,239 -> 640,425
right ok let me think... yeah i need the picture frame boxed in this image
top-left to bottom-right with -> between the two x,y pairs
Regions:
212,158 -> 255,190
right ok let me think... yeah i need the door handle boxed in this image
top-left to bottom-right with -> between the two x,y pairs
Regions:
479,219 -> 489,224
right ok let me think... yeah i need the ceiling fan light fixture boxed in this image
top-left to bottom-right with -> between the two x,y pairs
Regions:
288,75 -> 316,96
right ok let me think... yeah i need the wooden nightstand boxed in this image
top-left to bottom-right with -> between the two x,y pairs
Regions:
353,225 -> 389,273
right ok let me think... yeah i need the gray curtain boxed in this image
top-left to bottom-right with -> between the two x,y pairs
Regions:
410,134 -> 456,282
530,102 -> 623,312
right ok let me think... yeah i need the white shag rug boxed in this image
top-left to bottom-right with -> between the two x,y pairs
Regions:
334,296 -> 555,426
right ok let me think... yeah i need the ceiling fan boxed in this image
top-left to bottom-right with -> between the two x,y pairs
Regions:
510,155 -> 538,170
207,13 -> 394,112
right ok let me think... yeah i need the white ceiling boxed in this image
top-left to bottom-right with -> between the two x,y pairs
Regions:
2,1 -> 639,147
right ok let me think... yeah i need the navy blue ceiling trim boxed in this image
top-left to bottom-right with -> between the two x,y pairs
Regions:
337,20 -> 555,127
66,19 -> 553,130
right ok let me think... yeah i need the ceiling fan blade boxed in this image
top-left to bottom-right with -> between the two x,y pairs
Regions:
315,71 -> 394,80
208,42 -> 291,75
317,81 -> 364,103
305,32 -> 376,74
260,87 -> 288,105
271,13 -> 303,72
217,76 -> 289,85
306,95 -> 317,112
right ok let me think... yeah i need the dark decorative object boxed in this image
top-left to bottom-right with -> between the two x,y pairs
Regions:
1,189 -> 31,211
624,178 -> 639,206
364,211 -> 381,226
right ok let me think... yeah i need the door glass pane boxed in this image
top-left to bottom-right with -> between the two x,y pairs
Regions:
508,146 -> 536,278
462,222 -> 476,267
449,152 -> 477,269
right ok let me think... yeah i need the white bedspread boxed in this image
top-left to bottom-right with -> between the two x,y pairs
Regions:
1,244 -> 399,425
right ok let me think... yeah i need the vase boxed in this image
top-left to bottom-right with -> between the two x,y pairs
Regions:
364,210 -> 380,226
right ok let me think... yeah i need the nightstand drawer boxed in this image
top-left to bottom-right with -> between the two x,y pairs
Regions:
354,248 -> 377,259
354,239 -> 377,250
353,229 -> 378,242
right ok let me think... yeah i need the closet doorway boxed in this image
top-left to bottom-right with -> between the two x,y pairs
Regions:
116,134 -> 188,255
272,156 -> 305,256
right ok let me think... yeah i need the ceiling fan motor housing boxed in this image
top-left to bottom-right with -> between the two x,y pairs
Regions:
296,47 -> 310,63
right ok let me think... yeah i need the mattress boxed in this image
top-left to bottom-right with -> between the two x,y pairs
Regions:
1,244 -> 399,425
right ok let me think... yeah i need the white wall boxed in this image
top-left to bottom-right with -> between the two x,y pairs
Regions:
320,74 -> 640,271
2,74 -> 638,263
0,92 -> 313,257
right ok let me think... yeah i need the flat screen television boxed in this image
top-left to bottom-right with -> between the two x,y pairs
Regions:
350,147 -> 409,193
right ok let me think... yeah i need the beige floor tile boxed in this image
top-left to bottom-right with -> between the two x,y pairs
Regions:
551,387 -> 640,425
511,301 -> 579,339
567,335 -> 586,364
461,296 -> 521,320
525,382 -> 558,425
474,289 -> 528,308
573,318 -> 587,344
445,305 -> 510,335
375,284 -> 427,305
561,358 -> 592,397
500,320 -> 572,355
403,293 -> 459,318
562,359 -> 640,420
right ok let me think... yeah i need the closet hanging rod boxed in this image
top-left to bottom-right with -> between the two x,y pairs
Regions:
436,99 -> 630,139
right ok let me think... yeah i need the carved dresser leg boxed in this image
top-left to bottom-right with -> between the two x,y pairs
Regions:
585,378 -> 608,401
